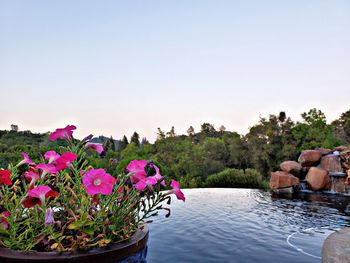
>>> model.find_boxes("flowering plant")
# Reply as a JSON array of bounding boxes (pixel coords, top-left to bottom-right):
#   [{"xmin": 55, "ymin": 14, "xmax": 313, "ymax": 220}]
[{"xmin": 0, "ymin": 125, "xmax": 184, "ymax": 252}]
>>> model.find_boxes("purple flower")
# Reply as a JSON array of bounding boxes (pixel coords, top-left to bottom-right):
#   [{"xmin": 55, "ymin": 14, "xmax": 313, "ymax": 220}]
[{"xmin": 45, "ymin": 208, "xmax": 55, "ymax": 226}]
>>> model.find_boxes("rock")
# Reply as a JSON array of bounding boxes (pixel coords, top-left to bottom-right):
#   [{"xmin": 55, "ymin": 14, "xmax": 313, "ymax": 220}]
[
  {"xmin": 322, "ymin": 227, "xmax": 350, "ymax": 263},
  {"xmin": 315, "ymin": 148, "xmax": 333, "ymax": 156},
  {"xmin": 306, "ymin": 167, "xmax": 331, "ymax": 191},
  {"xmin": 340, "ymin": 150, "xmax": 350, "ymax": 170},
  {"xmin": 298, "ymin": 150, "xmax": 322, "ymax": 167},
  {"xmin": 269, "ymin": 171, "xmax": 300, "ymax": 189},
  {"xmin": 320, "ymin": 155, "xmax": 343, "ymax": 173},
  {"xmin": 334, "ymin": 146, "xmax": 350, "ymax": 152},
  {"xmin": 280, "ymin": 161, "xmax": 302, "ymax": 174}
]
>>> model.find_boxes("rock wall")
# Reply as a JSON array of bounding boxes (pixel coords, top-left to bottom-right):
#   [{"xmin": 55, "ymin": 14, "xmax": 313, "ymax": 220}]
[{"xmin": 269, "ymin": 146, "xmax": 350, "ymax": 194}]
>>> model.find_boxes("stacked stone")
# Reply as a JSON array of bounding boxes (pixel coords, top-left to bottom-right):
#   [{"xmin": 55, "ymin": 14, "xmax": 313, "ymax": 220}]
[{"xmin": 269, "ymin": 146, "xmax": 350, "ymax": 193}]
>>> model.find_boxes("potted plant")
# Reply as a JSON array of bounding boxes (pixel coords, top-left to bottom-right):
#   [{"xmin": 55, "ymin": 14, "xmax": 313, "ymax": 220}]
[{"xmin": 0, "ymin": 125, "xmax": 185, "ymax": 262}]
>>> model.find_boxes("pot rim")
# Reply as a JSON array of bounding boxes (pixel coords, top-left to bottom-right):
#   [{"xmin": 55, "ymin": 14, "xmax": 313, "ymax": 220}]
[{"xmin": 0, "ymin": 225, "xmax": 148, "ymax": 262}]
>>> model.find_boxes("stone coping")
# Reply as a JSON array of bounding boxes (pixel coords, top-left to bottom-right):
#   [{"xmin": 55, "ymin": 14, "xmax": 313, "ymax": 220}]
[{"xmin": 322, "ymin": 227, "xmax": 350, "ymax": 263}]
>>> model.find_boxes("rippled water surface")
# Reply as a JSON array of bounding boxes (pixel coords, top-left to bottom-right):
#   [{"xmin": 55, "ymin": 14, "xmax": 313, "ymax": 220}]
[{"xmin": 147, "ymin": 188, "xmax": 350, "ymax": 263}]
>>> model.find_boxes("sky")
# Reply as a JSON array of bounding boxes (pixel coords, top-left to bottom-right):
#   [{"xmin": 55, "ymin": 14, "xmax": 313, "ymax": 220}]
[{"xmin": 0, "ymin": 0, "xmax": 349, "ymax": 142}]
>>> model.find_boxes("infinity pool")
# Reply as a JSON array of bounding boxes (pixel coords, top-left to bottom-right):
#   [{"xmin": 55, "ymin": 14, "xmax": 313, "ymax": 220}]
[{"xmin": 147, "ymin": 188, "xmax": 350, "ymax": 263}]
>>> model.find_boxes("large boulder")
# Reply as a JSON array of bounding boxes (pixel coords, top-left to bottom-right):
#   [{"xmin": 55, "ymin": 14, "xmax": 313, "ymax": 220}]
[
  {"xmin": 269, "ymin": 171, "xmax": 300, "ymax": 189},
  {"xmin": 315, "ymin": 148, "xmax": 332, "ymax": 156},
  {"xmin": 334, "ymin": 146, "xmax": 350, "ymax": 152},
  {"xmin": 298, "ymin": 150, "xmax": 322, "ymax": 167},
  {"xmin": 280, "ymin": 161, "xmax": 302, "ymax": 174},
  {"xmin": 306, "ymin": 167, "xmax": 331, "ymax": 191},
  {"xmin": 340, "ymin": 150, "xmax": 350, "ymax": 170},
  {"xmin": 320, "ymin": 155, "xmax": 343, "ymax": 173}
]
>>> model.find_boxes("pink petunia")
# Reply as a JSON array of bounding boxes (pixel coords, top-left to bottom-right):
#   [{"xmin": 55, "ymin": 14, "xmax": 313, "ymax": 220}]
[
  {"xmin": 168, "ymin": 180, "xmax": 185, "ymax": 202},
  {"xmin": 134, "ymin": 176, "xmax": 158, "ymax": 191},
  {"xmin": 151, "ymin": 165, "xmax": 166, "ymax": 187},
  {"xmin": 82, "ymin": 168, "xmax": 116, "ymax": 195},
  {"xmin": 49, "ymin": 125, "xmax": 76, "ymax": 141},
  {"xmin": 23, "ymin": 185, "xmax": 59, "ymax": 208},
  {"xmin": 24, "ymin": 171, "xmax": 39, "ymax": 184},
  {"xmin": 86, "ymin": 143, "xmax": 104, "ymax": 154},
  {"xmin": 28, "ymin": 185, "xmax": 55, "ymax": 204},
  {"xmin": 0, "ymin": 170, "xmax": 12, "ymax": 186},
  {"xmin": 37, "ymin": 164, "xmax": 59, "ymax": 175},
  {"xmin": 55, "ymin": 152, "xmax": 77, "ymax": 171},
  {"xmin": 20, "ymin": 152, "xmax": 35, "ymax": 166},
  {"xmin": 126, "ymin": 160, "xmax": 147, "ymax": 183},
  {"xmin": 44, "ymin": 151, "xmax": 60, "ymax": 164}
]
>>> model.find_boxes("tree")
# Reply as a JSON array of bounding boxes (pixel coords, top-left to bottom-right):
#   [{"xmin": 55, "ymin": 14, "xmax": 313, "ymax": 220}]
[
  {"xmin": 118, "ymin": 135, "xmax": 129, "ymax": 152},
  {"xmin": 332, "ymin": 109, "xmax": 350, "ymax": 144},
  {"xmin": 219, "ymin": 125, "xmax": 226, "ymax": 132},
  {"xmin": 292, "ymin": 108, "xmax": 339, "ymax": 150},
  {"xmin": 130, "ymin": 132, "xmax": 140, "ymax": 147},
  {"xmin": 141, "ymin": 137, "xmax": 149, "ymax": 145},
  {"xmin": 187, "ymin": 126, "xmax": 195, "ymax": 136},
  {"xmin": 166, "ymin": 126, "xmax": 176, "ymax": 138},
  {"xmin": 109, "ymin": 136, "xmax": 116, "ymax": 152},
  {"xmin": 200, "ymin": 123, "xmax": 215, "ymax": 134},
  {"xmin": 157, "ymin": 128, "xmax": 165, "ymax": 140}
]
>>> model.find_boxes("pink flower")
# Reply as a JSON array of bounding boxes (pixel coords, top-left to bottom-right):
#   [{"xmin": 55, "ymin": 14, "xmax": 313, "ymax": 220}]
[
  {"xmin": 44, "ymin": 151, "xmax": 60, "ymax": 164},
  {"xmin": 55, "ymin": 152, "xmax": 77, "ymax": 170},
  {"xmin": 24, "ymin": 171, "xmax": 39, "ymax": 184},
  {"xmin": 20, "ymin": 152, "xmax": 35, "ymax": 166},
  {"xmin": 82, "ymin": 168, "xmax": 116, "ymax": 195},
  {"xmin": 86, "ymin": 143, "xmax": 103, "ymax": 154},
  {"xmin": 37, "ymin": 164, "xmax": 58, "ymax": 175},
  {"xmin": 0, "ymin": 211, "xmax": 10, "ymax": 230},
  {"xmin": 28, "ymin": 185, "xmax": 58, "ymax": 204},
  {"xmin": 134, "ymin": 176, "xmax": 158, "ymax": 191},
  {"xmin": 45, "ymin": 208, "xmax": 55, "ymax": 226},
  {"xmin": 0, "ymin": 170, "xmax": 12, "ymax": 186},
  {"xmin": 49, "ymin": 125, "xmax": 76, "ymax": 141},
  {"xmin": 151, "ymin": 165, "xmax": 166, "ymax": 187},
  {"xmin": 22, "ymin": 185, "xmax": 59, "ymax": 208},
  {"xmin": 168, "ymin": 180, "xmax": 185, "ymax": 202},
  {"xmin": 126, "ymin": 160, "xmax": 147, "ymax": 183}
]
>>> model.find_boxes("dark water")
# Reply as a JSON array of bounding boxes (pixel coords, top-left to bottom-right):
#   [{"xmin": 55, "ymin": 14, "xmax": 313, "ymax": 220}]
[{"xmin": 147, "ymin": 188, "xmax": 350, "ymax": 263}]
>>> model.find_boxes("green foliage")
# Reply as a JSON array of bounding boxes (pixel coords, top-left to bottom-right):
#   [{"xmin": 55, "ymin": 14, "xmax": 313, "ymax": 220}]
[
  {"xmin": 1, "ymin": 108, "xmax": 349, "ymax": 188},
  {"xmin": 130, "ymin": 132, "xmax": 140, "ymax": 147},
  {"xmin": 205, "ymin": 168, "xmax": 264, "ymax": 188}
]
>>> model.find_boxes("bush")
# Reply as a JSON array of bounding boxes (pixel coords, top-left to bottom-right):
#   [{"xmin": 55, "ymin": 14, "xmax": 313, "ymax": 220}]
[{"xmin": 205, "ymin": 168, "xmax": 265, "ymax": 188}]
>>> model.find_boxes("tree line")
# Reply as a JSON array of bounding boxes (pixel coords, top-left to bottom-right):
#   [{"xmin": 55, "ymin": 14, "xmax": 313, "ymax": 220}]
[{"xmin": 1, "ymin": 108, "xmax": 349, "ymax": 189}]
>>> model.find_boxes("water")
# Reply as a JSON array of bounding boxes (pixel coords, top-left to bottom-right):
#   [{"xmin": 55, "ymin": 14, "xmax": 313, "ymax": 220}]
[{"xmin": 147, "ymin": 188, "xmax": 350, "ymax": 263}]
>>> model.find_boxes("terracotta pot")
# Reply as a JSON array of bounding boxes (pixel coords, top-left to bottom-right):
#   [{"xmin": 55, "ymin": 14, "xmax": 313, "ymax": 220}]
[{"xmin": 0, "ymin": 225, "xmax": 148, "ymax": 263}]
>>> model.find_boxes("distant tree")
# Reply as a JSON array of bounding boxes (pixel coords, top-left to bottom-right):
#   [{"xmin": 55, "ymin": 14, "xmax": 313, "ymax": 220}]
[
  {"xmin": 292, "ymin": 108, "xmax": 339, "ymax": 150},
  {"xmin": 157, "ymin": 128, "xmax": 165, "ymax": 140},
  {"xmin": 187, "ymin": 126, "xmax": 195, "ymax": 136},
  {"xmin": 200, "ymin": 123, "xmax": 216, "ymax": 134},
  {"xmin": 130, "ymin": 132, "xmax": 140, "ymax": 147},
  {"xmin": 166, "ymin": 126, "xmax": 176, "ymax": 138},
  {"xmin": 118, "ymin": 135, "xmax": 129, "ymax": 152},
  {"xmin": 141, "ymin": 137, "xmax": 150, "ymax": 145},
  {"xmin": 109, "ymin": 136, "xmax": 116, "ymax": 151},
  {"xmin": 219, "ymin": 125, "xmax": 226, "ymax": 132},
  {"xmin": 332, "ymin": 109, "xmax": 350, "ymax": 144}
]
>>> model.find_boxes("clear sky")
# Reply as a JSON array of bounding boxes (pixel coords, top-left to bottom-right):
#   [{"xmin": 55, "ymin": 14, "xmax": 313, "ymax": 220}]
[{"xmin": 0, "ymin": 0, "xmax": 349, "ymax": 141}]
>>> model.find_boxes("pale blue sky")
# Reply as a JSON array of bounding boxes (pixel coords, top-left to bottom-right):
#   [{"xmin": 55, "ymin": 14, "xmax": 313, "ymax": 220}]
[{"xmin": 0, "ymin": 1, "xmax": 349, "ymax": 141}]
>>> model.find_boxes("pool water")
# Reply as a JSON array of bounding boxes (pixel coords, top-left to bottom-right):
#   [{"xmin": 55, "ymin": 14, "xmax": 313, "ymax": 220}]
[{"xmin": 147, "ymin": 188, "xmax": 350, "ymax": 263}]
